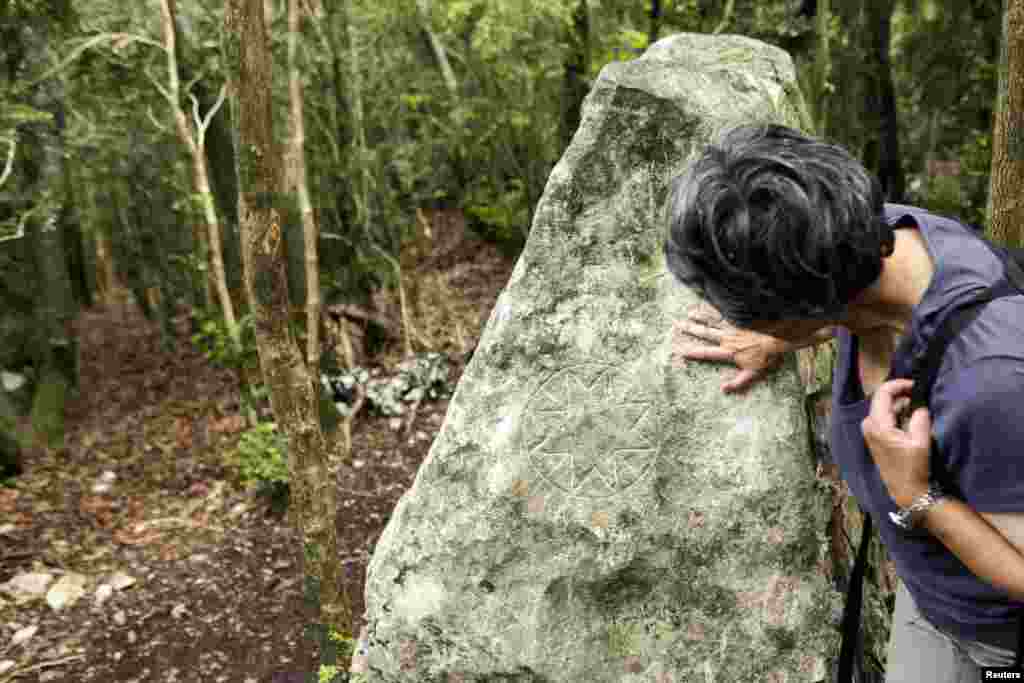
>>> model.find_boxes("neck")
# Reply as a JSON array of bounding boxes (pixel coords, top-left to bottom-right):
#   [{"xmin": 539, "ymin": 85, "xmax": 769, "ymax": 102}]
[{"xmin": 842, "ymin": 229, "xmax": 934, "ymax": 342}]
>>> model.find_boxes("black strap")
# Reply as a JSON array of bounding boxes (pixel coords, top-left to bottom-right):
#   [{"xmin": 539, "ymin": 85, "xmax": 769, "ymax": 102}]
[
  {"xmin": 837, "ymin": 233, "xmax": 1024, "ymax": 679},
  {"xmin": 837, "ymin": 512, "xmax": 873, "ymax": 683}
]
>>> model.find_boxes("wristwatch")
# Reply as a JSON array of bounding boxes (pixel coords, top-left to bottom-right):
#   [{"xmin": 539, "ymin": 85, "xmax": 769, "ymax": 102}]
[{"xmin": 889, "ymin": 481, "xmax": 950, "ymax": 530}]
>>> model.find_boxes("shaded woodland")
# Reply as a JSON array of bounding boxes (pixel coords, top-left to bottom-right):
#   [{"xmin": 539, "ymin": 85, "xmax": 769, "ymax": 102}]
[{"xmin": 1, "ymin": 0, "xmax": 1022, "ymax": 680}]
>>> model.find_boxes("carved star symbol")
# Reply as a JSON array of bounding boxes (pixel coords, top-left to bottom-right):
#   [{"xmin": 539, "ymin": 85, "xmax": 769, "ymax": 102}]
[{"xmin": 525, "ymin": 366, "xmax": 655, "ymax": 495}]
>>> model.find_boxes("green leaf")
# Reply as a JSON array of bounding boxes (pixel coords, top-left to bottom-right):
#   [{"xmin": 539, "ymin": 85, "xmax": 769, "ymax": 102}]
[{"xmin": 0, "ymin": 103, "xmax": 54, "ymax": 128}]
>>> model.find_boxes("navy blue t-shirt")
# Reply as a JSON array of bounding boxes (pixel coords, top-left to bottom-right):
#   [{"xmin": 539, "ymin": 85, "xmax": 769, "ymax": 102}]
[{"xmin": 830, "ymin": 203, "xmax": 1024, "ymax": 648}]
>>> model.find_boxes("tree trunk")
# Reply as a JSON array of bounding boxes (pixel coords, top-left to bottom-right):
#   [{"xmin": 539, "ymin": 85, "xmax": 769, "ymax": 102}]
[
  {"xmin": 987, "ymin": 0, "xmax": 1024, "ymax": 248},
  {"xmin": 289, "ymin": 0, "xmax": 321, "ymax": 375},
  {"xmin": 417, "ymin": 0, "xmax": 457, "ymax": 94},
  {"xmin": 648, "ymin": 0, "xmax": 662, "ymax": 46},
  {"xmin": 59, "ymin": 110, "xmax": 92, "ymax": 310},
  {"xmin": 812, "ymin": 0, "xmax": 832, "ymax": 136},
  {"xmin": 867, "ymin": 0, "xmax": 904, "ymax": 202},
  {"xmin": 559, "ymin": 0, "xmax": 590, "ymax": 151},
  {"xmin": 224, "ymin": 2, "xmax": 355, "ymax": 679},
  {"xmin": 160, "ymin": 0, "xmax": 240, "ymax": 347},
  {"xmin": 170, "ymin": 17, "xmax": 243, "ymax": 300},
  {"xmin": 22, "ymin": 29, "xmax": 77, "ymax": 448}
]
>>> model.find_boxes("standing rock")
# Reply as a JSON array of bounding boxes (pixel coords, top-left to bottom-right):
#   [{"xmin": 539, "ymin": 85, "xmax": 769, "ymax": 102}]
[{"xmin": 358, "ymin": 33, "xmax": 840, "ymax": 682}]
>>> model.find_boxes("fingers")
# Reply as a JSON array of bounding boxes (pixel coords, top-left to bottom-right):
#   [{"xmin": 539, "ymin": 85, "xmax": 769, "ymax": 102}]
[
  {"xmin": 908, "ymin": 406, "xmax": 931, "ymax": 439},
  {"xmin": 680, "ymin": 345, "xmax": 735, "ymax": 363},
  {"xmin": 679, "ymin": 321, "xmax": 725, "ymax": 342},
  {"xmin": 723, "ymin": 369, "xmax": 757, "ymax": 394},
  {"xmin": 689, "ymin": 302, "xmax": 724, "ymax": 325},
  {"xmin": 866, "ymin": 379, "xmax": 915, "ymax": 431}
]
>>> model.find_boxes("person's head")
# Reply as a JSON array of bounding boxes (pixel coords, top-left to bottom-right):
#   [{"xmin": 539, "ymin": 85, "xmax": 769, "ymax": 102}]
[{"xmin": 663, "ymin": 122, "xmax": 894, "ymax": 334}]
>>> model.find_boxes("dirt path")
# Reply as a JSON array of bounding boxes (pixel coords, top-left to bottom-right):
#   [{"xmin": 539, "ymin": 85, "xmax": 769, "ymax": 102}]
[{"xmin": 0, "ymin": 217, "xmax": 515, "ymax": 682}]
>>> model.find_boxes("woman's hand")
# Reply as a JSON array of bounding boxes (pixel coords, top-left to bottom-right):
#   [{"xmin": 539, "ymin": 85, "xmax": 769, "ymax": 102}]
[
  {"xmin": 675, "ymin": 303, "xmax": 787, "ymax": 394},
  {"xmin": 861, "ymin": 378, "xmax": 932, "ymax": 508}
]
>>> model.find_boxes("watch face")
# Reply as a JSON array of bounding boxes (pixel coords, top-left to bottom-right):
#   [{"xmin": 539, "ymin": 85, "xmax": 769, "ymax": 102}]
[{"xmin": 889, "ymin": 511, "xmax": 909, "ymax": 529}]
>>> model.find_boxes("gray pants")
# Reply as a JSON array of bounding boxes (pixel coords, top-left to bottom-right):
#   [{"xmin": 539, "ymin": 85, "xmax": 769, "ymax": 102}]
[{"xmin": 885, "ymin": 579, "xmax": 1018, "ymax": 681}]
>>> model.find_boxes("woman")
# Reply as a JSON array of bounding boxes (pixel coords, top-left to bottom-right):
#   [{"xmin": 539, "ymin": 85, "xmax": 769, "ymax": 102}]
[{"xmin": 663, "ymin": 122, "xmax": 1024, "ymax": 681}]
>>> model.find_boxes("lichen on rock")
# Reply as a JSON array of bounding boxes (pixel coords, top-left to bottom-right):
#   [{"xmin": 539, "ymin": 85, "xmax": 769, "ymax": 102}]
[{"xmin": 355, "ymin": 33, "xmax": 858, "ymax": 682}]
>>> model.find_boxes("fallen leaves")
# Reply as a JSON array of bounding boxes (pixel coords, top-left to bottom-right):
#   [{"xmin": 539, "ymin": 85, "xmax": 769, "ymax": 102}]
[{"xmin": 209, "ymin": 414, "xmax": 246, "ymax": 435}]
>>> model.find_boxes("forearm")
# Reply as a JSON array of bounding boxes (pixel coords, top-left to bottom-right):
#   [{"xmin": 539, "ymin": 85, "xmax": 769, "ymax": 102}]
[{"xmin": 921, "ymin": 499, "xmax": 1024, "ymax": 602}]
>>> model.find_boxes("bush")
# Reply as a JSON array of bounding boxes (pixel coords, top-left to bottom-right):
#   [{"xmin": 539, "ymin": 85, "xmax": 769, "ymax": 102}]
[
  {"xmin": 236, "ymin": 421, "xmax": 290, "ymax": 514},
  {"xmin": 190, "ymin": 312, "xmax": 259, "ymax": 375}
]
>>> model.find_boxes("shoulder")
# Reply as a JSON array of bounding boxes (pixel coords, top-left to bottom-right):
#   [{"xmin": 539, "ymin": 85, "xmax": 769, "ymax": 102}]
[
  {"xmin": 938, "ymin": 357, "xmax": 1024, "ymax": 442},
  {"xmin": 944, "ymin": 356, "xmax": 1024, "ymax": 405}
]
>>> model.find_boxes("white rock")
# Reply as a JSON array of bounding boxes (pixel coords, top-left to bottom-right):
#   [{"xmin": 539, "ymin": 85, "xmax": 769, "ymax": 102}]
[
  {"xmin": 359, "ymin": 33, "xmax": 840, "ymax": 683},
  {"xmin": 107, "ymin": 572, "xmax": 137, "ymax": 590},
  {"xmin": 10, "ymin": 624, "xmax": 38, "ymax": 647},
  {"xmin": 95, "ymin": 583, "xmax": 114, "ymax": 605},
  {"xmin": 1, "ymin": 572, "xmax": 54, "ymax": 602},
  {"xmin": 0, "ymin": 371, "xmax": 25, "ymax": 392},
  {"xmin": 46, "ymin": 572, "xmax": 88, "ymax": 611}
]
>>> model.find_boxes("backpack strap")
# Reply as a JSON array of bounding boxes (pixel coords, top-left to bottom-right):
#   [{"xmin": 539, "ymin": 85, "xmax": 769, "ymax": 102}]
[
  {"xmin": 837, "ymin": 509, "xmax": 872, "ymax": 683},
  {"xmin": 837, "ymin": 234, "xmax": 1024, "ymax": 680}
]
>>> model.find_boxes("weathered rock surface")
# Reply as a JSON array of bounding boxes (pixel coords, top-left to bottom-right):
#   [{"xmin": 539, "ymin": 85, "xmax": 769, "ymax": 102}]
[{"xmin": 357, "ymin": 33, "xmax": 847, "ymax": 682}]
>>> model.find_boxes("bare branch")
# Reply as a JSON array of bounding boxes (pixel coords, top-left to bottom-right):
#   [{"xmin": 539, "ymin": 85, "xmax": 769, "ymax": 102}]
[
  {"xmin": 146, "ymin": 106, "xmax": 172, "ymax": 135},
  {"xmin": 31, "ymin": 32, "xmax": 165, "ymax": 88},
  {"xmin": 0, "ymin": 135, "xmax": 16, "ymax": 189},
  {"xmin": 199, "ymin": 84, "xmax": 228, "ymax": 137},
  {"xmin": 183, "ymin": 67, "xmax": 208, "ymax": 97},
  {"xmin": 0, "ymin": 205, "xmax": 38, "ymax": 243},
  {"xmin": 143, "ymin": 61, "xmax": 174, "ymax": 104},
  {"xmin": 189, "ymin": 92, "xmax": 203, "ymax": 136}
]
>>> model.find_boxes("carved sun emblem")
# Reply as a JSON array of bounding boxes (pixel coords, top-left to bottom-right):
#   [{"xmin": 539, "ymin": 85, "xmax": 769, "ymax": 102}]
[{"xmin": 521, "ymin": 364, "xmax": 658, "ymax": 498}]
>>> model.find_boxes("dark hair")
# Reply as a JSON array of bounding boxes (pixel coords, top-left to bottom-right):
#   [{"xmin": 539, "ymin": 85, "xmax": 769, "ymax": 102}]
[{"xmin": 663, "ymin": 122, "xmax": 894, "ymax": 328}]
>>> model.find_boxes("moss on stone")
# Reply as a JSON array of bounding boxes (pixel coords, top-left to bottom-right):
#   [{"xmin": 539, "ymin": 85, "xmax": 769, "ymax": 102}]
[{"xmin": 607, "ymin": 620, "xmax": 643, "ymax": 657}]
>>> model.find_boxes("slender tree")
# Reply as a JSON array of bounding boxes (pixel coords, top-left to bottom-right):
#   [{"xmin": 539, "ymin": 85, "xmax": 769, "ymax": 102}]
[
  {"xmin": 417, "ymin": 0, "xmax": 457, "ymax": 94},
  {"xmin": 224, "ymin": 1, "xmax": 357, "ymax": 678},
  {"xmin": 863, "ymin": 0, "xmax": 904, "ymax": 202},
  {"xmin": 648, "ymin": 0, "xmax": 661, "ymax": 46},
  {"xmin": 559, "ymin": 0, "xmax": 590, "ymax": 151},
  {"xmin": 289, "ymin": 0, "xmax": 321, "ymax": 375},
  {"xmin": 158, "ymin": 0, "xmax": 238, "ymax": 348},
  {"xmin": 986, "ymin": 0, "xmax": 1024, "ymax": 248}
]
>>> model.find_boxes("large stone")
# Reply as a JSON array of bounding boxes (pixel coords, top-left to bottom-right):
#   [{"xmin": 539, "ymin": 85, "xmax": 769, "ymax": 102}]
[{"xmin": 358, "ymin": 33, "xmax": 845, "ymax": 682}]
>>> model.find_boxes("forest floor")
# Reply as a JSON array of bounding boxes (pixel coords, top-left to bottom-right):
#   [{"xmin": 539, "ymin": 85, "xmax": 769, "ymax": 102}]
[{"xmin": 0, "ymin": 209, "xmax": 518, "ymax": 682}]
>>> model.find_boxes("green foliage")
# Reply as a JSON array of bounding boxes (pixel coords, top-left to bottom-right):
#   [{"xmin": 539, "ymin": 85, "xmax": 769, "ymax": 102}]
[
  {"xmin": 190, "ymin": 312, "xmax": 258, "ymax": 374},
  {"xmin": 0, "ymin": 104, "xmax": 54, "ymax": 128},
  {"xmin": 953, "ymin": 130, "xmax": 994, "ymax": 230},
  {"xmin": 29, "ymin": 368, "xmax": 68, "ymax": 449},
  {"xmin": 921, "ymin": 175, "xmax": 964, "ymax": 221},
  {"xmin": 465, "ymin": 180, "xmax": 529, "ymax": 253},
  {"xmin": 237, "ymin": 421, "xmax": 290, "ymax": 486},
  {"xmin": 236, "ymin": 420, "xmax": 290, "ymax": 516},
  {"xmin": 317, "ymin": 664, "xmax": 342, "ymax": 683}
]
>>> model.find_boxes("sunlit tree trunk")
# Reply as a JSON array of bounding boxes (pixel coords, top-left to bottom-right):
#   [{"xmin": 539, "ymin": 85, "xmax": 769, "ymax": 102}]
[
  {"xmin": 289, "ymin": 0, "xmax": 321, "ymax": 376},
  {"xmin": 224, "ymin": 1, "xmax": 356, "ymax": 678},
  {"xmin": 417, "ymin": 0, "xmax": 457, "ymax": 94},
  {"xmin": 986, "ymin": 0, "xmax": 1024, "ymax": 248},
  {"xmin": 159, "ymin": 0, "xmax": 239, "ymax": 347}
]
